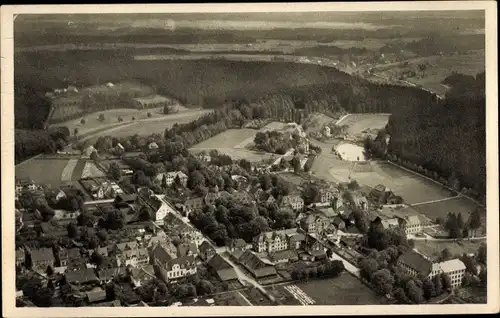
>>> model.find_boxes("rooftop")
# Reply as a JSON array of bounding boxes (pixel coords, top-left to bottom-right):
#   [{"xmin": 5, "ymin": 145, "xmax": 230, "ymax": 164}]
[
  {"xmin": 398, "ymin": 250, "xmax": 433, "ymax": 277},
  {"xmin": 439, "ymin": 259, "xmax": 466, "ymax": 273}
]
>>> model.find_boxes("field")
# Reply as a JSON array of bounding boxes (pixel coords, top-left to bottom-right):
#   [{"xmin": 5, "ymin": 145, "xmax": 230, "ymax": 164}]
[
  {"xmin": 414, "ymin": 239, "xmax": 486, "ymax": 261},
  {"xmin": 269, "ymin": 273, "xmax": 382, "ymax": 306},
  {"xmin": 15, "ymin": 156, "xmax": 92, "ymax": 188},
  {"xmin": 303, "ymin": 113, "xmax": 337, "ymax": 133},
  {"xmin": 190, "ymin": 129, "xmax": 257, "ymax": 150},
  {"xmin": 337, "ymin": 113, "xmax": 390, "ymax": 134},
  {"xmin": 373, "ymin": 50, "xmax": 485, "ymax": 96},
  {"xmin": 414, "ymin": 196, "xmax": 486, "ymax": 236},
  {"xmin": 81, "ymin": 109, "xmax": 211, "ymax": 143}
]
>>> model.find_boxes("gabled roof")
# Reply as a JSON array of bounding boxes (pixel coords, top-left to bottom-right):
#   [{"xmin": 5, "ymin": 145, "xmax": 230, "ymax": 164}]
[
  {"xmin": 199, "ymin": 241, "xmax": 215, "ymax": 254},
  {"xmin": 151, "ymin": 244, "xmax": 176, "ymax": 264},
  {"xmin": 115, "ymin": 193, "xmax": 137, "ymax": 203},
  {"xmin": 207, "ymin": 254, "xmax": 233, "ymax": 271},
  {"xmin": 30, "ymin": 247, "xmax": 55, "ymax": 263},
  {"xmin": 439, "ymin": 259, "xmax": 466, "ymax": 273},
  {"xmin": 86, "ymin": 287, "xmax": 107, "ymax": 303},
  {"xmin": 166, "ymin": 255, "xmax": 196, "ymax": 271},
  {"xmin": 65, "ymin": 268, "xmax": 98, "ymax": 284},
  {"xmin": 239, "ymin": 250, "xmax": 277, "ymax": 278},
  {"xmin": 176, "ymin": 242, "xmax": 199, "ymax": 257},
  {"xmin": 269, "ymin": 249, "xmax": 298, "ymax": 262},
  {"xmin": 398, "ymin": 250, "xmax": 433, "ymax": 277},
  {"xmin": 97, "ymin": 267, "xmax": 126, "ymax": 281},
  {"xmin": 231, "ymin": 238, "xmax": 247, "ymax": 249},
  {"xmin": 130, "ymin": 265, "xmax": 155, "ymax": 281}
]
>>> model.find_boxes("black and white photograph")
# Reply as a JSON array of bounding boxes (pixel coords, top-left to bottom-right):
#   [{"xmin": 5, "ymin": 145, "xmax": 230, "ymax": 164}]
[{"xmin": 1, "ymin": 2, "xmax": 498, "ymax": 317}]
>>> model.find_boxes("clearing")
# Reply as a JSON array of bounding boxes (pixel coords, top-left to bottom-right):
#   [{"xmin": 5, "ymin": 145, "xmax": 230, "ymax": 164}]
[
  {"xmin": 338, "ymin": 113, "xmax": 391, "ymax": 134},
  {"xmin": 272, "ymin": 273, "xmax": 382, "ymax": 305},
  {"xmin": 414, "ymin": 239, "xmax": 486, "ymax": 261},
  {"xmin": 190, "ymin": 129, "xmax": 257, "ymax": 149}
]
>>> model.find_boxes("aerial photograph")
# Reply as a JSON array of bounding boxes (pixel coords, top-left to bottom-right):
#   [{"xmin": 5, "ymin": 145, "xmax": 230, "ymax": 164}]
[{"xmin": 11, "ymin": 8, "xmax": 488, "ymax": 309}]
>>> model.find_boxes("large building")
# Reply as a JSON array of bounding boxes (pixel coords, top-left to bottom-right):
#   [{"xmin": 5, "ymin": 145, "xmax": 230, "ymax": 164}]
[
  {"xmin": 252, "ymin": 228, "xmax": 305, "ymax": 254},
  {"xmin": 280, "ymin": 195, "xmax": 304, "ymax": 212},
  {"xmin": 397, "ymin": 250, "xmax": 466, "ymax": 290}
]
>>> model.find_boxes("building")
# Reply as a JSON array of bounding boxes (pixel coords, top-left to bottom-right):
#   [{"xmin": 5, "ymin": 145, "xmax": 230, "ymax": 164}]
[
  {"xmin": 57, "ymin": 247, "xmax": 83, "ymax": 267},
  {"xmin": 16, "ymin": 249, "xmax": 25, "ymax": 267},
  {"xmin": 132, "ymin": 94, "xmax": 176, "ymax": 109},
  {"xmin": 300, "ymin": 214, "xmax": 329, "ymax": 235},
  {"xmin": 332, "ymin": 216, "xmax": 346, "ymax": 231},
  {"xmin": 86, "ymin": 287, "xmax": 107, "ymax": 304},
  {"xmin": 303, "ymin": 236, "xmax": 327, "ymax": 261},
  {"xmin": 206, "ymin": 254, "xmax": 239, "ymax": 282},
  {"xmin": 151, "ymin": 244, "xmax": 197, "ymax": 282},
  {"xmin": 114, "ymin": 242, "xmax": 150, "ymax": 268},
  {"xmin": 280, "ymin": 195, "xmax": 304, "ymax": 212},
  {"xmin": 130, "ymin": 265, "xmax": 156, "ymax": 288},
  {"xmin": 83, "ymin": 145, "xmax": 98, "ymax": 158},
  {"xmin": 199, "ymin": 241, "xmax": 216, "ymax": 262},
  {"xmin": 140, "ymin": 193, "xmax": 171, "ymax": 224},
  {"xmin": 231, "ymin": 175, "xmax": 249, "ymax": 190},
  {"xmin": 231, "ymin": 191, "xmax": 254, "ymax": 205},
  {"xmin": 155, "ymin": 171, "xmax": 188, "ymax": 187},
  {"xmin": 114, "ymin": 193, "xmax": 138, "ymax": 206},
  {"xmin": 397, "ymin": 250, "xmax": 466, "ymax": 290},
  {"xmin": 97, "ymin": 267, "xmax": 127, "ymax": 283},
  {"xmin": 323, "ymin": 126, "xmax": 331, "ymax": 137},
  {"xmin": 30, "ymin": 247, "xmax": 55, "ymax": 272},
  {"xmin": 64, "ymin": 268, "xmax": 99, "ymax": 286},
  {"xmin": 229, "ymin": 238, "xmax": 248, "ymax": 253},
  {"xmin": 318, "ymin": 186, "xmax": 339, "ymax": 205},
  {"xmin": 351, "ymin": 192, "xmax": 369, "ymax": 210},
  {"xmin": 176, "ymin": 242, "xmax": 199, "ymax": 258},
  {"xmin": 252, "ymin": 228, "xmax": 304, "ymax": 253},
  {"xmin": 238, "ymin": 250, "xmax": 277, "ymax": 279},
  {"xmin": 397, "ymin": 215, "xmax": 422, "ymax": 235},
  {"xmin": 269, "ymin": 249, "xmax": 299, "ymax": 264},
  {"xmin": 53, "ymin": 209, "xmax": 81, "ymax": 225}
]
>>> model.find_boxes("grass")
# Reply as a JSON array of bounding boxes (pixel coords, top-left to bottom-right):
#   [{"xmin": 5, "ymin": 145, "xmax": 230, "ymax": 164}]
[
  {"xmin": 82, "ymin": 109, "xmax": 211, "ymax": 143},
  {"xmin": 190, "ymin": 129, "xmax": 258, "ymax": 149},
  {"xmin": 414, "ymin": 197, "xmax": 486, "ymax": 235},
  {"xmin": 278, "ymin": 172, "xmax": 309, "ymax": 186},
  {"xmin": 338, "ymin": 113, "xmax": 390, "ymax": 134},
  {"xmin": 280, "ymin": 273, "xmax": 382, "ymax": 305},
  {"xmin": 15, "ymin": 157, "xmax": 81, "ymax": 188},
  {"xmin": 414, "ymin": 239, "xmax": 486, "ymax": 261}
]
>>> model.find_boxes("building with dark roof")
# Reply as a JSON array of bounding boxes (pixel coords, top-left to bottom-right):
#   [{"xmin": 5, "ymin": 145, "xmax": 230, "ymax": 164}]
[
  {"xmin": 238, "ymin": 250, "xmax": 277, "ymax": 279},
  {"xmin": 97, "ymin": 267, "xmax": 127, "ymax": 283},
  {"xmin": 152, "ymin": 244, "xmax": 197, "ymax": 282},
  {"xmin": 199, "ymin": 241, "xmax": 216, "ymax": 262},
  {"xmin": 269, "ymin": 249, "xmax": 299, "ymax": 264},
  {"xmin": 176, "ymin": 242, "xmax": 199, "ymax": 258},
  {"xmin": 130, "ymin": 265, "xmax": 156, "ymax": 288},
  {"xmin": 86, "ymin": 287, "xmax": 107, "ymax": 303},
  {"xmin": 206, "ymin": 254, "xmax": 239, "ymax": 282},
  {"xmin": 30, "ymin": 247, "xmax": 55, "ymax": 272},
  {"xmin": 65, "ymin": 268, "xmax": 99, "ymax": 285}
]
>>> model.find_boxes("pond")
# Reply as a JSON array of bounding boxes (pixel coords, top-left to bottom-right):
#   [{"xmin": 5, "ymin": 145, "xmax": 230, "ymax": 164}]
[{"xmin": 335, "ymin": 143, "xmax": 367, "ymax": 162}]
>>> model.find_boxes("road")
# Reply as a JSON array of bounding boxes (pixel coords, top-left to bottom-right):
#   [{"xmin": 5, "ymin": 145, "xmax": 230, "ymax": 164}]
[
  {"xmin": 411, "ymin": 195, "xmax": 462, "ymax": 206},
  {"xmin": 329, "ymin": 251, "xmax": 360, "ymax": 278}
]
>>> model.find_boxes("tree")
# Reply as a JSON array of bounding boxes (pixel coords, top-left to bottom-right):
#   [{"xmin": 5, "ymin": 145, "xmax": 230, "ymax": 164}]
[
  {"xmin": 97, "ymin": 229, "xmax": 108, "ymax": 242},
  {"xmin": 479, "ymin": 268, "xmax": 487, "ymax": 287},
  {"xmin": 432, "ymin": 274, "xmax": 443, "ymax": 296},
  {"xmin": 445, "ymin": 212, "xmax": 461, "ymax": 239},
  {"xmin": 196, "ymin": 280, "xmax": 215, "ymax": 296},
  {"xmin": 460, "ymin": 253, "xmax": 477, "ymax": 274},
  {"xmin": 132, "ymin": 116, "xmax": 135, "ymax": 120},
  {"xmin": 468, "ymin": 208, "xmax": 482, "ymax": 237},
  {"xmin": 353, "ymin": 209, "xmax": 369, "ymax": 234},
  {"xmin": 90, "ymin": 151, "xmax": 99, "ymax": 161},
  {"xmin": 394, "ymin": 287, "xmax": 410, "ymax": 304},
  {"xmin": 406, "ymin": 280, "xmax": 425, "ymax": 304},
  {"xmin": 259, "ymin": 174, "xmax": 272, "ymax": 190},
  {"xmin": 440, "ymin": 248, "xmax": 452, "ymax": 262},
  {"xmin": 118, "ymin": 116, "xmax": 123, "ymax": 122},
  {"xmin": 371, "ymin": 269, "xmax": 395, "ymax": 296},
  {"xmin": 91, "ymin": 252, "xmax": 105, "ymax": 266},
  {"xmin": 67, "ymin": 222, "xmax": 79, "ymax": 238},
  {"xmin": 477, "ymin": 243, "xmax": 487, "ymax": 264},
  {"xmin": 98, "ymin": 114, "xmax": 105, "ymax": 122},
  {"xmin": 441, "ymin": 273, "xmax": 452, "ymax": 290},
  {"xmin": 302, "ymin": 184, "xmax": 320, "ymax": 205},
  {"xmin": 348, "ymin": 180, "xmax": 360, "ymax": 191},
  {"xmin": 80, "ymin": 118, "xmax": 86, "ymax": 125},
  {"xmin": 147, "ymin": 112, "xmax": 152, "ymax": 118},
  {"xmin": 456, "ymin": 212, "xmax": 465, "ymax": 229},
  {"xmin": 422, "ymin": 278, "xmax": 435, "ymax": 300},
  {"xmin": 132, "ymin": 170, "xmax": 150, "ymax": 187},
  {"xmin": 359, "ymin": 257, "xmax": 378, "ymax": 281},
  {"xmin": 108, "ymin": 163, "xmax": 121, "ymax": 181},
  {"xmin": 74, "ymin": 128, "xmax": 79, "ymax": 136},
  {"xmin": 188, "ymin": 170, "xmax": 206, "ymax": 189}
]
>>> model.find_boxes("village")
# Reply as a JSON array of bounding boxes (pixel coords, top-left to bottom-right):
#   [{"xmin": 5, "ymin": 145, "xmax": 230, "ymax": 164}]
[{"xmin": 14, "ymin": 114, "xmax": 487, "ymax": 307}]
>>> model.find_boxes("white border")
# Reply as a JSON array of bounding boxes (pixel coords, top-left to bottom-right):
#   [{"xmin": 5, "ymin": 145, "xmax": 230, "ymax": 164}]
[{"xmin": 2, "ymin": 2, "xmax": 498, "ymax": 317}]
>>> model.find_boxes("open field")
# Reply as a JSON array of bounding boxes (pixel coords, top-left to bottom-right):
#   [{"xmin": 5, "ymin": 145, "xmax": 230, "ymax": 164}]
[
  {"xmin": 271, "ymin": 273, "xmax": 382, "ymax": 306},
  {"xmin": 414, "ymin": 197, "xmax": 486, "ymax": 235},
  {"xmin": 338, "ymin": 113, "xmax": 390, "ymax": 134},
  {"xmin": 190, "ymin": 129, "xmax": 257, "ymax": 150},
  {"xmin": 414, "ymin": 239, "xmax": 486, "ymax": 261},
  {"xmin": 190, "ymin": 147, "xmax": 274, "ymax": 163},
  {"xmin": 82, "ymin": 109, "xmax": 212, "ymax": 143},
  {"xmin": 303, "ymin": 113, "xmax": 337, "ymax": 133},
  {"xmin": 373, "ymin": 50, "xmax": 485, "ymax": 97},
  {"xmin": 15, "ymin": 156, "xmax": 91, "ymax": 188}
]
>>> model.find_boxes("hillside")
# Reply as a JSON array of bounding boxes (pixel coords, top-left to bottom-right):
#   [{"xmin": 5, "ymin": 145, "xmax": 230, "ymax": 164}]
[{"xmin": 386, "ymin": 72, "xmax": 486, "ymax": 195}]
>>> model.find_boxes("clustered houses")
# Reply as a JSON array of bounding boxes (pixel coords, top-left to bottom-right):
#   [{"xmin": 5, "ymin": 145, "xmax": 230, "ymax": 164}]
[
  {"xmin": 113, "ymin": 242, "xmax": 150, "ymax": 267},
  {"xmin": 397, "ymin": 250, "xmax": 466, "ymax": 290},
  {"xmin": 154, "ymin": 171, "xmax": 188, "ymax": 187}
]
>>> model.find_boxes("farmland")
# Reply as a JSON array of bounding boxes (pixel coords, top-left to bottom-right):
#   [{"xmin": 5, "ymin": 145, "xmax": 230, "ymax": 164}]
[
  {"xmin": 15, "ymin": 155, "xmax": 100, "ymax": 188},
  {"xmin": 414, "ymin": 239, "xmax": 486, "ymax": 262},
  {"xmin": 269, "ymin": 273, "xmax": 382, "ymax": 306},
  {"xmin": 338, "ymin": 113, "xmax": 391, "ymax": 134},
  {"xmin": 190, "ymin": 129, "xmax": 257, "ymax": 150}
]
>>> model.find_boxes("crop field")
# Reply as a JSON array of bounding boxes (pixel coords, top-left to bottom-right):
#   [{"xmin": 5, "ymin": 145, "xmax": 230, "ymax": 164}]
[
  {"xmin": 15, "ymin": 156, "xmax": 89, "ymax": 188},
  {"xmin": 272, "ymin": 274, "xmax": 382, "ymax": 306},
  {"xmin": 338, "ymin": 114, "xmax": 390, "ymax": 134},
  {"xmin": 414, "ymin": 239, "xmax": 486, "ymax": 261},
  {"xmin": 413, "ymin": 196, "xmax": 486, "ymax": 235}
]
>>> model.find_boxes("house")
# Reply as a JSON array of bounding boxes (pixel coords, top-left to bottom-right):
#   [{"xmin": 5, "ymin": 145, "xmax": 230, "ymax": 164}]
[
  {"xmin": 97, "ymin": 267, "xmax": 127, "ymax": 283},
  {"xmin": 238, "ymin": 250, "xmax": 277, "ymax": 279},
  {"xmin": 130, "ymin": 265, "xmax": 156, "ymax": 288},
  {"xmin": 184, "ymin": 197, "xmax": 204, "ymax": 214},
  {"xmin": 16, "ymin": 249, "xmax": 25, "ymax": 267},
  {"xmin": 151, "ymin": 244, "xmax": 197, "ymax": 281},
  {"xmin": 253, "ymin": 228, "xmax": 303, "ymax": 253},
  {"xmin": 53, "ymin": 209, "xmax": 81, "ymax": 225},
  {"xmin": 15, "ymin": 177, "xmax": 38, "ymax": 194},
  {"xmin": 83, "ymin": 145, "xmax": 98, "ymax": 158},
  {"xmin": 300, "ymin": 214, "xmax": 329, "ymax": 235},
  {"xmin": 397, "ymin": 250, "xmax": 466, "ymax": 289},
  {"xmin": 231, "ymin": 191, "xmax": 254, "ymax": 205},
  {"xmin": 323, "ymin": 126, "xmax": 331, "ymax": 137},
  {"xmin": 57, "ymin": 248, "xmax": 83, "ymax": 267},
  {"xmin": 229, "ymin": 238, "xmax": 248, "ymax": 252},
  {"xmin": 331, "ymin": 194, "xmax": 345, "ymax": 211},
  {"xmin": 65, "ymin": 268, "xmax": 99, "ymax": 285},
  {"xmin": 86, "ymin": 287, "xmax": 107, "ymax": 303},
  {"xmin": 30, "ymin": 247, "xmax": 55, "ymax": 272},
  {"xmin": 114, "ymin": 193, "xmax": 138, "ymax": 207},
  {"xmin": 332, "ymin": 216, "xmax": 346, "ymax": 231},
  {"xmin": 114, "ymin": 244, "xmax": 149, "ymax": 268},
  {"xmin": 140, "ymin": 193, "xmax": 171, "ymax": 224},
  {"xmin": 88, "ymin": 246, "xmax": 109, "ymax": 258},
  {"xmin": 351, "ymin": 192, "xmax": 368, "ymax": 210},
  {"xmin": 269, "ymin": 249, "xmax": 299, "ymax": 264},
  {"xmin": 280, "ymin": 195, "xmax": 304, "ymax": 212},
  {"xmin": 231, "ymin": 175, "xmax": 249, "ymax": 189},
  {"xmin": 397, "ymin": 215, "xmax": 422, "ymax": 235},
  {"xmin": 199, "ymin": 241, "xmax": 216, "ymax": 261},
  {"xmin": 176, "ymin": 242, "xmax": 199, "ymax": 258},
  {"xmin": 155, "ymin": 171, "xmax": 188, "ymax": 187},
  {"xmin": 380, "ymin": 217, "xmax": 400, "ymax": 230},
  {"xmin": 318, "ymin": 186, "xmax": 339, "ymax": 205},
  {"xmin": 303, "ymin": 236, "xmax": 327, "ymax": 261},
  {"xmin": 148, "ymin": 142, "xmax": 159, "ymax": 150},
  {"xmin": 206, "ymin": 254, "xmax": 239, "ymax": 282}
]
